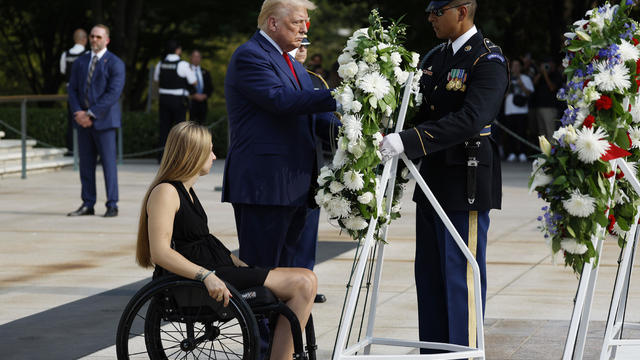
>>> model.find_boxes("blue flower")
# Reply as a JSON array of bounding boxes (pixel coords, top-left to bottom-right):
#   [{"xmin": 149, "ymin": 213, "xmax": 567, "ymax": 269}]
[{"xmin": 537, "ymin": 216, "xmax": 543, "ymax": 221}]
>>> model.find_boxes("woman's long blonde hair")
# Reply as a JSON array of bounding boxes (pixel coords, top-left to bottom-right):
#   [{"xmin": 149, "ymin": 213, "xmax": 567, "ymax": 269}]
[{"xmin": 136, "ymin": 121, "xmax": 212, "ymax": 267}]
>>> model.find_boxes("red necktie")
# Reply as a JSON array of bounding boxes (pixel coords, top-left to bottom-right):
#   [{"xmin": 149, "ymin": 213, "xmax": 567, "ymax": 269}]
[{"xmin": 282, "ymin": 52, "xmax": 300, "ymax": 85}]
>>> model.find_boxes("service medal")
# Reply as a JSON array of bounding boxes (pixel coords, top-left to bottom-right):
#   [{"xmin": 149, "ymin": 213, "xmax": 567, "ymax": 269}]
[{"xmin": 455, "ymin": 79, "xmax": 462, "ymax": 90}]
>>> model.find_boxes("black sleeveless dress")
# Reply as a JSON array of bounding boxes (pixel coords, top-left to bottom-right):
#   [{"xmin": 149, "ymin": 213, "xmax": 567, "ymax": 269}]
[{"xmin": 153, "ymin": 181, "xmax": 270, "ymax": 290}]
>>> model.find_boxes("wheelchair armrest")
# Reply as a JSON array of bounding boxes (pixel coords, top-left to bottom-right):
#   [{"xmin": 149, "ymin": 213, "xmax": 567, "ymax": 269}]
[{"xmin": 240, "ymin": 286, "xmax": 278, "ymax": 307}]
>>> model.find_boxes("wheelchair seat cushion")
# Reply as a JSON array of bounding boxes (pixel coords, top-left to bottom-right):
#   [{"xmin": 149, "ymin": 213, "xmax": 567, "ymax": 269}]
[{"xmin": 240, "ymin": 286, "xmax": 279, "ymax": 307}]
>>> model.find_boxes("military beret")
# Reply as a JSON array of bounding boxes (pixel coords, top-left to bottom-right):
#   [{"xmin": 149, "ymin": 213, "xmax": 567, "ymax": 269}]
[{"xmin": 426, "ymin": 0, "xmax": 453, "ymax": 11}]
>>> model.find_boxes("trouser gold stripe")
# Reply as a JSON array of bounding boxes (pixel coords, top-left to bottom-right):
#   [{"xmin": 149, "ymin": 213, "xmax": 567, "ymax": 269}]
[{"xmin": 467, "ymin": 211, "xmax": 478, "ymax": 349}]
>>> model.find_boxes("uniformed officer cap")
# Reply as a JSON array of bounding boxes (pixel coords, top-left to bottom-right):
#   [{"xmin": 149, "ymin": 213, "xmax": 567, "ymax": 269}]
[
  {"xmin": 301, "ymin": 38, "xmax": 311, "ymax": 46},
  {"xmin": 426, "ymin": 0, "xmax": 453, "ymax": 11}
]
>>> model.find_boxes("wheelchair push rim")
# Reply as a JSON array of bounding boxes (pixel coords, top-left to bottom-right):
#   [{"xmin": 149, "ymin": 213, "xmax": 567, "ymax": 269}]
[{"xmin": 116, "ymin": 276, "xmax": 259, "ymax": 360}]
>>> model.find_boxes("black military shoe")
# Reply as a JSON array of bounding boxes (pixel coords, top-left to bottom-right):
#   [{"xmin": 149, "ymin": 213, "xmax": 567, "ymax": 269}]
[
  {"xmin": 67, "ymin": 205, "xmax": 94, "ymax": 216},
  {"xmin": 314, "ymin": 294, "xmax": 327, "ymax": 303},
  {"xmin": 103, "ymin": 207, "xmax": 118, "ymax": 217}
]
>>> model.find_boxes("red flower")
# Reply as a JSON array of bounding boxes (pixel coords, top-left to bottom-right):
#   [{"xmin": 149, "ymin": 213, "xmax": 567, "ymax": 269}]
[
  {"xmin": 628, "ymin": 132, "xmax": 633, "ymax": 149},
  {"xmin": 583, "ymin": 79, "xmax": 591, "ymax": 88},
  {"xmin": 616, "ymin": 169, "xmax": 625, "ymax": 180},
  {"xmin": 634, "ymin": 38, "xmax": 640, "ymax": 46},
  {"xmin": 604, "ymin": 171, "xmax": 615, "ymax": 178},
  {"xmin": 583, "ymin": 115, "xmax": 595, "ymax": 128},
  {"xmin": 608, "ymin": 214, "xmax": 616, "ymax": 233},
  {"xmin": 636, "ymin": 79, "xmax": 640, "ymax": 93},
  {"xmin": 595, "ymin": 95, "xmax": 613, "ymax": 111},
  {"xmin": 636, "ymin": 58, "xmax": 640, "ymax": 74}
]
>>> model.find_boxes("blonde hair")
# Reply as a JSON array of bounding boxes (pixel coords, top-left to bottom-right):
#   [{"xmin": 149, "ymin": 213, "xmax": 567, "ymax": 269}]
[
  {"xmin": 136, "ymin": 121, "xmax": 212, "ymax": 268},
  {"xmin": 257, "ymin": 0, "xmax": 316, "ymax": 31}
]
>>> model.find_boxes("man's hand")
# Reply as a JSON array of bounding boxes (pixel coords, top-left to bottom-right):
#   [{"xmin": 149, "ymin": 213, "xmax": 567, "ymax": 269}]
[
  {"xmin": 74, "ymin": 111, "xmax": 93, "ymax": 128},
  {"xmin": 192, "ymin": 93, "xmax": 207, "ymax": 102},
  {"xmin": 380, "ymin": 133, "xmax": 404, "ymax": 163}
]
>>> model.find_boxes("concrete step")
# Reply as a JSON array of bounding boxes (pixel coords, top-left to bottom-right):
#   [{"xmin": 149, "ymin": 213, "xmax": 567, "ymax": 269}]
[
  {"xmin": 0, "ymin": 139, "xmax": 38, "ymax": 154},
  {"xmin": 0, "ymin": 147, "xmax": 68, "ymax": 167},
  {"xmin": 0, "ymin": 157, "xmax": 74, "ymax": 178}
]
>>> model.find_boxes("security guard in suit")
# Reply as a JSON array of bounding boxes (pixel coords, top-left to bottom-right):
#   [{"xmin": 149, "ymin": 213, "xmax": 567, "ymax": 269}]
[{"xmin": 380, "ymin": 0, "xmax": 508, "ymax": 352}]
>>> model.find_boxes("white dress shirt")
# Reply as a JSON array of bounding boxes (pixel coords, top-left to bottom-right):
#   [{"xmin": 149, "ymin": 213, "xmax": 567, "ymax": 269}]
[
  {"xmin": 450, "ymin": 25, "xmax": 478, "ymax": 55},
  {"xmin": 153, "ymin": 54, "xmax": 197, "ymax": 95},
  {"xmin": 60, "ymin": 43, "xmax": 86, "ymax": 74}
]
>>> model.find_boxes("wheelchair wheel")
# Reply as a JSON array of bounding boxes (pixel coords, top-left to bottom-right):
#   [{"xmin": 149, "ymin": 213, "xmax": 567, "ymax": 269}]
[{"xmin": 116, "ymin": 275, "xmax": 259, "ymax": 359}]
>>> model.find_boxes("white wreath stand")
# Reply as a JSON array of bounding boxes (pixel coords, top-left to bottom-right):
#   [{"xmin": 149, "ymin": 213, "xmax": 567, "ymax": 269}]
[
  {"xmin": 332, "ymin": 73, "xmax": 485, "ymax": 359},
  {"xmin": 562, "ymin": 159, "xmax": 640, "ymax": 359}
]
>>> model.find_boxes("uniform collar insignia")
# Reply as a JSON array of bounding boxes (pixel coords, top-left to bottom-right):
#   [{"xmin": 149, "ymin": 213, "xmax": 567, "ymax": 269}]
[{"xmin": 464, "ymin": 45, "xmax": 472, "ymax": 52}]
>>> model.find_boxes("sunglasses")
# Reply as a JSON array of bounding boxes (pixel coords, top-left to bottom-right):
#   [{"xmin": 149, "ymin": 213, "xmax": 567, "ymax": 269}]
[{"xmin": 426, "ymin": 2, "xmax": 470, "ymax": 17}]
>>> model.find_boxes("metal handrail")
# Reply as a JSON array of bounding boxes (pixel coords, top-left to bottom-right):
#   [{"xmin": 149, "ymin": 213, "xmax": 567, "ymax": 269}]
[{"xmin": 0, "ymin": 94, "xmax": 122, "ymax": 179}]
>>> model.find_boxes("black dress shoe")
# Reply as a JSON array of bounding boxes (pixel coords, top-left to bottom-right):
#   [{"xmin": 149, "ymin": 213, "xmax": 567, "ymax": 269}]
[
  {"xmin": 103, "ymin": 207, "xmax": 118, "ymax": 217},
  {"xmin": 314, "ymin": 294, "xmax": 326, "ymax": 303},
  {"xmin": 67, "ymin": 205, "xmax": 94, "ymax": 216}
]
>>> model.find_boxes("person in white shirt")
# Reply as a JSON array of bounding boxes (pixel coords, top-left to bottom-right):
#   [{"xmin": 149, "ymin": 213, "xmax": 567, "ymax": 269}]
[
  {"xmin": 503, "ymin": 58, "xmax": 534, "ymax": 162},
  {"xmin": 60, "ymin": 28, "xmax": 88, "ymax": 155},
  {"xmin": 153, "ymin": 40, "xmax": 197, "ymax": 159}
]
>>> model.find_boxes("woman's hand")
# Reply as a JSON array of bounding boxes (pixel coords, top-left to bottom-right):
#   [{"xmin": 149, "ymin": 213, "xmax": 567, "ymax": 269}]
[{"xmin": 203, "ymin": 274, "xmax": 232, "ymax": 307}]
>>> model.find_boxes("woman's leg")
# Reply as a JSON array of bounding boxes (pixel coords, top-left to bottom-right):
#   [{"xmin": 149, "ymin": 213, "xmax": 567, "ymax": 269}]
[{"xmin": 263, "ymin": 267, "xmax": 317, "ymax": 360}]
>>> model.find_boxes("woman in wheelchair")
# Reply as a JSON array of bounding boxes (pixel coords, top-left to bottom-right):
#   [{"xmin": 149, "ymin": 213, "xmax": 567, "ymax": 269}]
[{"xmin": 135, "ymin": 121, "xmax": 317, "ymax": 359}]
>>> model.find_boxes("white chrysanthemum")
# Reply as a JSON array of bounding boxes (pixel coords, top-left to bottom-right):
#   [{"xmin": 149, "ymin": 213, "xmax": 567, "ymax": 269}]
[
  {"xmin": 357, "ymin": 192, "xmax": 374, "ymax": 204},
  {"xmin": 391, "ymin": 204, "xmax": 402, "ymax": 213},
  {"xmin": 363, "ymin": 47, "xmax": 378, "ymax": 64},
  {"xmin": 415, "ymin": 92, "xmax": 423, "ymax": 106},
  {"xmin": 574, "ymin": 126, "xmax": 610, "ymax": 163},
  {"xmin": 390, "ymin": 52, "xmax": 402, "ymax": 66},
  {"xmin": 394, "ymin": 67, "xmax": 409, "ymax": 85},
  {"xmin": 562, "ymin": 189, "xmax": 596, "ymax": 217},
  {"xmin": 560, "ymin": 238, "xmax": 589, "ymax": 255},
  {"xmin": 351, "ymin": 100, "xmax": 362, "ymax": 113},
  {"xmin": 329, "ymin": 180, "xmax": 345, "ymax": 194},
  {"xmin": 529, "ymin": 159, "xmax": 553, "ymax": 194},
  {"xmin": 343, "ymin": 115, "xmax": 362, "ymax": 143},
  {"xmin": 618, "ymin": 39, "xmax": 640, "ymax": 62},
  {"xmin": 343, "ymin": 170, "xmax": 365, "ymax": 191},
  {"xmin": 317, "ymin": 166, "xmax": 333, "ymax": 186},
  {"xmin": 594, "ymin": 61, "xmax": 631, "ymax": 93},
  {"xmin": 343, "ymin": 216, "xmax": 368, "ymax": 230},
  {"xmin": 372, "ymin": 132, "xmax": 383, "ymax": 146},
  {"xmin": 629, "ymin": 95, "xmax": 640, "ymax": 123},
  {"xmin": 358, "ymin": 72, "xmax": 391, "ymax": 100},
  {"xmin": 337, "ymin": 52, "xmax": 354, "ymax": 65},
  {"xmin": 630, "ymin": 126, "xmax": 640, "ymax": 148},
  {"xmin": 377, "ymin": 43, "xmax": 390, "ymax": 51},
  {"xmin": 327, "ymin": 197, "xmax": 351, "ymax": 218},
  {"xmin": 338, "ymin": 62, "xmax": 359, "ymax": 79},
  {"xmin": 410, "ymin": 52, "xmax": 420, "ymax": 67},
  {"xmin": 332, "ymin": 148, "xmax": 348, "ymax": 168}
]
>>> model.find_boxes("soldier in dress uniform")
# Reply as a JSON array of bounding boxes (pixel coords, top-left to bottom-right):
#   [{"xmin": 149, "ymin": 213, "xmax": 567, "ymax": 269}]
[
  {"xmin": 60, "ymin": 28, "xmax": 88, "ymax": 155},
  {"xmin": 154, "ymin": 40, "xmax": 197, "ymax": 158},
  {"xmin": 380, "ymin": 0, "xmax": 509, "ymax": 352}
]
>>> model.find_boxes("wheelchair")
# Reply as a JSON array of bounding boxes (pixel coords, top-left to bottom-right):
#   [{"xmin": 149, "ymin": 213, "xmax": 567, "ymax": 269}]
[{"xmin": 116, "ymin": 275, "xmax": 317, "ymax": 360}]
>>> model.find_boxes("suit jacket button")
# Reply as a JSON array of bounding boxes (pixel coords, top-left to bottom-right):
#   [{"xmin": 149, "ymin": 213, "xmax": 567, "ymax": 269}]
[{"xmin": 430, "ymin": 105, "xmax": 435, "ymax": 110}]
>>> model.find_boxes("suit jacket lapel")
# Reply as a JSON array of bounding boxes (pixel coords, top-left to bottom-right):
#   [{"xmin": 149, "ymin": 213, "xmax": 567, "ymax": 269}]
[{"xmin": 253, "ymin": 32, "xmax": 300, "ymax": 90}]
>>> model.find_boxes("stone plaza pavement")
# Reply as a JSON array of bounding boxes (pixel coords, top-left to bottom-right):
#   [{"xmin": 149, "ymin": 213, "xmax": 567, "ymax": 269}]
[{"xmin": 0, "ymin": 160, "xmax": 639, "ymax": 359}]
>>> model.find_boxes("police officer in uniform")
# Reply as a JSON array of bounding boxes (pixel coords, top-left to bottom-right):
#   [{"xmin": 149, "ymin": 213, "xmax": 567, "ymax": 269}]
[
  {"xmin": 154, "ymin": 40, "xmax": 197, "ymax": 155},
  {"xmin": 380, "ymin": 0, "xmax": 508, "ymax": 352},
  {"xmin": 60, "ymin": 28, "xmax": 88, "ymax": 154}
]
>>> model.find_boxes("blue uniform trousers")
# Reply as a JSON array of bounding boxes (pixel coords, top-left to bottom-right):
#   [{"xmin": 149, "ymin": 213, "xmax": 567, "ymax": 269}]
[
  {"xmin": 77, "ymin": 126, "xmax": 118, "ymax": 209},
  {"xmin": 415, "ymin": 204, "xmax": 488, "ymax": 353}
]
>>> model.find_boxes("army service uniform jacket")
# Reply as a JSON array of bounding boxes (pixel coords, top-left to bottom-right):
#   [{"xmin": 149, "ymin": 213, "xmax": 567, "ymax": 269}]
[{"xmin": 399, "ymin": 30, "xmax": 509, "ymax": 212}]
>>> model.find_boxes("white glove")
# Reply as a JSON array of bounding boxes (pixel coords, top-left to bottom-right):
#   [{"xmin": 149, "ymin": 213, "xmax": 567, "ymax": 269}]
[{"xmin": 380, "ymin": 133, "xmax": 404, "ymax": 163}]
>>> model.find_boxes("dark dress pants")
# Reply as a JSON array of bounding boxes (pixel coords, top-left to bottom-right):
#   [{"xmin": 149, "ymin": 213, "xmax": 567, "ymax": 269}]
[
  {"xmin": 415, "ymin": 204, "xmax": 488, "ymax": 353},
  {"xmin": 189, "ymin": 100, "xmax": 207, "ymax": 124},
  {"xmin": 77, "ymin": 126, "xmax": 118, "ymax": 208},
  {"xmin": 66, "ymin": 103, "xmax": 74, "ymax": 152},
  {"xmin": 159, "ymin": 95, "xmax": 187, "ymax": 152}
]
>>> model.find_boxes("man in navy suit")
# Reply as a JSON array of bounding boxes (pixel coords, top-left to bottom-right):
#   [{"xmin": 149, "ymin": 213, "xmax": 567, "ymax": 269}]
[
  {"xmin": 223, "ymin": 0, "xmax": 337, "ymax": 271},
  {"xmin": 67, "ymin": 24, "xmax": 125, "ymax": 218}
]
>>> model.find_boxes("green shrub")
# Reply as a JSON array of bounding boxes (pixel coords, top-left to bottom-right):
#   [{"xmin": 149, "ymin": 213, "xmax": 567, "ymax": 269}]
[{"xmin": 0, "ymin": 104, "xmax": 229, "ymax": 158}]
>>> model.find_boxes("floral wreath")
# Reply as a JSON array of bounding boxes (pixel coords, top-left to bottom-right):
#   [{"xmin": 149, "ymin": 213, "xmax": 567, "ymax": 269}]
[
  {"xmin": 530, "ymin": 1, "xmax": 640, "ymax": 274},
  {"xmin": 314, "ymin": 10, "xmax": 422, "ymax": 240}
]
